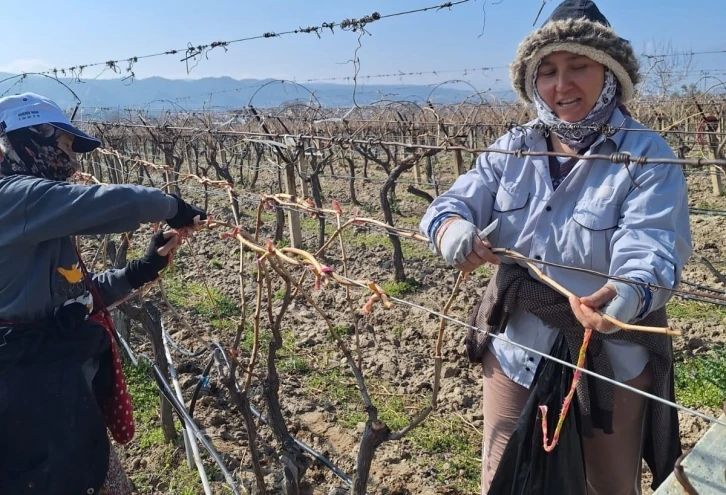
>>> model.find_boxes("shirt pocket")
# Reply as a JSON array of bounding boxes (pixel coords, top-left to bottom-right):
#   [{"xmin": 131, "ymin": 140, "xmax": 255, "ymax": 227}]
[
  {"xmin": 571, "ymin": 200, "xmax": 621, "ymax": 273},
  {"xmin": 490, "ymin": 186, "xmax": 531, "ymax": 248}
]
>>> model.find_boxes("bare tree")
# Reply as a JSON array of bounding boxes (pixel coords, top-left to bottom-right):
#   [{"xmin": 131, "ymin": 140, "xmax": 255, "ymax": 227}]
[{"xmin": 639, "ymin": 40, "xmax": 695, "ymax": 97}]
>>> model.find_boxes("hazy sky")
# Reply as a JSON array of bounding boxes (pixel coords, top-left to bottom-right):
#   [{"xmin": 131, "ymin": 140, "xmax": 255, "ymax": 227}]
[{"xmin": 3, "ymin": 0, "xmax": 726, "ymax": 94}]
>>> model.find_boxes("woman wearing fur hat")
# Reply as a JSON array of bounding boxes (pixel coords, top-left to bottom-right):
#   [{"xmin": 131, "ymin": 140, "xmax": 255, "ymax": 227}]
[
  {"xmin": 420, "ymin": 1, "xmax": 691, "ymax": 493},
  {"xmin": 0, "ymin": 92, "xmax": 207, "ymax": 494}
]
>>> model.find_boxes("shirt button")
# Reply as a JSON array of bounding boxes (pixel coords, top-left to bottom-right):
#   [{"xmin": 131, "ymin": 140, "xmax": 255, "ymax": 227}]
[
  {"xmin": 525, "ymin": 366, "xmax": 531, "ymax": 372},
  {"xmin": 87, "ymin": 489, "xmax": 95, "ymax": 494},
  {"xmin": 534, "ymin": 255, "xmax": 542, "ymax": 260},
  {"xmin": 528, "ymin": 357, "xmax": 534, "ymax": 362},
  {"xmin": 545, "ymin": 206, "xmax": 552, "ymax": 211}
]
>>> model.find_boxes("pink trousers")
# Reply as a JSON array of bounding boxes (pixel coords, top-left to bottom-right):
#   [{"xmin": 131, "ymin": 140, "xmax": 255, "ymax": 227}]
[{"xmin": 480, "ymin": 347, "xmax": 653, "ymax": 495}]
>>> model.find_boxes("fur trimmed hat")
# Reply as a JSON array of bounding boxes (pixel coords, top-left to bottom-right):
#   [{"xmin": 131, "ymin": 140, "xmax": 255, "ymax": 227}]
[{"xmin": 510, "ymin": 0, "xmax": 641, "ymax": 104}]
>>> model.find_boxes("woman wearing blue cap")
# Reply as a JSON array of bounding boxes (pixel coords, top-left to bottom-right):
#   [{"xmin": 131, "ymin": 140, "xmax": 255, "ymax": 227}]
[
  {"xmin": 420, "ymin": 1, "xmax": 692, "ymax": 494},
  {"xmin": 0, "ymin": 92, "xmax": 207, "ymax": 494}
]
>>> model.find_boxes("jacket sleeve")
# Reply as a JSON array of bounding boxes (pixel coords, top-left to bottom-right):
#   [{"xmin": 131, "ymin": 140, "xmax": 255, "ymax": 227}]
[
  {"xmin": 22, "ymin": 178, "xmax": 178, "ymax": 244},
  {"xmin": 419, "ymin": 136, "xmax": 506, "ymax": 251},
  {"xmin": 91, "ymin": 267, "xmax": 135, "ymax": 307},
  {"xmin": 609, "ymin": 141, "xmax": 693, "ymax": 314}
]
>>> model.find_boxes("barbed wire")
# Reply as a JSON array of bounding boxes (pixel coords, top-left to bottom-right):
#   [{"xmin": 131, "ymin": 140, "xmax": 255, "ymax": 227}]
[
  {"xmin": 298, "ymin": 65, "xmax": 507, "ymax": 83},
  {"xmin": 85, "ymin": 155, "xmax": 726, "ymax": 308},
  {"xmin": 79, "ymin": 123, "xmax": 726, "ymax": 167},
  {"xmin": 74, "ymin": 94, "xmax": 726, "ymax": 119},
  {"xmin": 17, "ymin": 1, "xmax": 472, "ymax": 82},
  {"xmin": 78, "ymin": 116, "xmax": 726, "ymax": 141},
  {"xmin": 643, "ymin": 48, "xmax": 726, "ymax": 59}
]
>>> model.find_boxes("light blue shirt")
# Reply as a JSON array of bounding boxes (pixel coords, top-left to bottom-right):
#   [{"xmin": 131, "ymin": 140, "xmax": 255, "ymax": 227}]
[{"xmin": 420, "ymin": 108, "xmax": 692, "ymax": 388}]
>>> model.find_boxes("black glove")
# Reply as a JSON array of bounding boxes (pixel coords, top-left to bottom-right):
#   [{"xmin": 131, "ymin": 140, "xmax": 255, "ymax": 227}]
[
  {"xmin": 167, "ymin": 194, "xmax": 206, "ymax": 229},
  {"xmin": 125, "ymin": 231, "xmax": 173, "ymax": 289}
]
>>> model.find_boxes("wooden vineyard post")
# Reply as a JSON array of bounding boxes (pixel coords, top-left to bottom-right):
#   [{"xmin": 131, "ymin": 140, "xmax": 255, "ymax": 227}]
[
  {"xmin": 469, "ymin": 127, "xmax": 478, "ymax": 168},
  {"xmin": 158, "ymin": 143, "xmax": 180, "ymax": 196},
  {"xmin": 451, "ymin": 124, "xmax": 466, "ymax": 177},
  {"xmin": 184, "ymin": 147, "xmax": 193, "ymax": 176},
  {"xmin": 412, "ymin": 126, "xmax": 422, "ymax": 186},
  {"xmin": 219, "ymin": 145, "xmax": 226, "ymax": 165},
  {"xmin": 453, "ymin": 147, "xmax": 465, "ymax": 177},
  {"xmin": 219, "ymin": 145, "xmax": 227, "ymax": 180},
  {"xmin": 93, "ymin": 149, "xmax": 104, "ymax": 183},
  {"xmin": 298, "ymin": 144, "xmax": 311, "ymax": 200},
  {"xmin": 413, "ymin": 163, "xmax": 422, "ymax": 185},
  {"xmin": 707, "ymin": 122, "xmax": 723, "ymax": 197},
  {"xmin": 112, "ymin": 152, "xmax": 126, "ymax": 184},
  {"xmin": 284, "ymin": 159, "xmax": 303, "ymax": 249},
  {"xmin": 413, "ymin": 148, "xmax": 423, "ymax": 185}
]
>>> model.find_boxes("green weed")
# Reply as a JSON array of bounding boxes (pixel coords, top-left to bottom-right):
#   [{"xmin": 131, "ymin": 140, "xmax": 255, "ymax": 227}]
[
  {"xmin": 383, "ymin": 278, "xmax": 421, "ymax": 298},
  {"xmin": 667, "ymin": 299, "xmax": 726, "ymax": 322},
  {"xmin": 303, "ymin": 366, "xmax": 480, "ymax": 491},
  {"xmin": 347, "ymin": 233, "xmax": 433, "ymax": 260},
  {"xmin": 163, "ymin": 277, "xmax": 239, "ymax": 331},
  {"xmin": 675, "ymin": 348, "xmax": 726, "ymax": 409}
]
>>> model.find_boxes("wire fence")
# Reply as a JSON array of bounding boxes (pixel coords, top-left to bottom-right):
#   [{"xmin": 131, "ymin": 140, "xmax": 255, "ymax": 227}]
[{"xmin": 5, "ymin": 1, "xmax": 473, "ymax": 82}]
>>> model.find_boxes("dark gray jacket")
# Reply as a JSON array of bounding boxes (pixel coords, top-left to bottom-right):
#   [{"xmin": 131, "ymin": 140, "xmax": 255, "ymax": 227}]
[
  {"xmin": 0, "ymin": 174, "xmax": 178, "ymax": 322},
  {"xmin": 0, "ymin": 174, "xmax": 178, "ymax": 495}
]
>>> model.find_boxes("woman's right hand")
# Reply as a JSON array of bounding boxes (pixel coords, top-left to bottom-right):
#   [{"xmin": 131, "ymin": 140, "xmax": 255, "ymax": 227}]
[{"xmin": 436, "ymin": 217, "xmax": 500, "ymax": 272}]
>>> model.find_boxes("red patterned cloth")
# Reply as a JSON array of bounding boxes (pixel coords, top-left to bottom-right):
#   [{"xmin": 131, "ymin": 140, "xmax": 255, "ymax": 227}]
[
  {"xmin": 91, "ymin": 311, "xmax": 135, "ymax": 444},
  {"xmin": 76, "ymin": 246, "xmax": 136, "ymax": 444}
]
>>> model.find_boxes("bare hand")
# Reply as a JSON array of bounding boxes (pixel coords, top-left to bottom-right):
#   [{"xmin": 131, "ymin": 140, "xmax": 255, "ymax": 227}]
[
  {"xmin": 156, "ymin": 230, "xmax": 181, "ymax": 257},
  {"xmin": 569, "ymin": 284, "xmax": 618, "ymax": 333},
  {"xmin": 192, "ymin": 215, "xmax": 206, "ymax": 230}
]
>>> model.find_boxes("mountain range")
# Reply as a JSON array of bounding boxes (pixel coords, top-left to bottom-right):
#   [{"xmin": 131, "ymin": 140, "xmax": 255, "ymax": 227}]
[{"xmin": 0, "ymin": 72, "xmax": 516, "ymax": 114}]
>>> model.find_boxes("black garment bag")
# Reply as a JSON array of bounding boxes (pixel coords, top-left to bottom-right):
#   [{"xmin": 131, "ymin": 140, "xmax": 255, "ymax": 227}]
[{"xmin": 488, "ymin": 333, "xmax": 587, "ymax": 494}]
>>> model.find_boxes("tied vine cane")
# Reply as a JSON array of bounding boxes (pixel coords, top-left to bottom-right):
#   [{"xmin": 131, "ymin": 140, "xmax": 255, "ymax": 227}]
[{"xmin": 539, "ymin": 327, "xmax": 593, "ymax": 452}]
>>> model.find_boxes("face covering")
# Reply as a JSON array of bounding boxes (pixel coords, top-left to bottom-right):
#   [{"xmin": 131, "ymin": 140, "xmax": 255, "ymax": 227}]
[
  {"xmin": 533, "ymin": 66, "xmax": 619, "ymax": 151},
  {"xmin": 0, "ymin": 124, "xmax": 78, "ymax": 181}
]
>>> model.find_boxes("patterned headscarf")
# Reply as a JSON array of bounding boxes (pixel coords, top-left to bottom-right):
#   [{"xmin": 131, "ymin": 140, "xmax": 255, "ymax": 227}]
[
  {"xmin": 0, "ymin": 124, "xmax": 79, "ymax": 181},
  {"xmin": 532, "ymin": 66, "xmax": 619, "ymax": 151}
]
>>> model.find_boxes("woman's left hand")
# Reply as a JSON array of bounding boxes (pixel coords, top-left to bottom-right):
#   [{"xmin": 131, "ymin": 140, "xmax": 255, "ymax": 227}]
[
  {"xmin": 124, "ymin": 230, "xmax": 182, "ymax": 289},
  {"xmin": 154, "ymin": 229, "xmax": 181, "ymax": 258},
  {"xmin": 569, "ymin": 285, "xmax": 618, "ymax": 333},
  {"xmin": 569, "ymin": 281, "xmax": 644, "ymax": 334}
]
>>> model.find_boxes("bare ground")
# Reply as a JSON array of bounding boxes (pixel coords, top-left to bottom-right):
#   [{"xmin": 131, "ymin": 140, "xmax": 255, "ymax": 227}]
[{"xmin": 100, "ymin": 163, "xmax": 726, "ymax": 494}]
